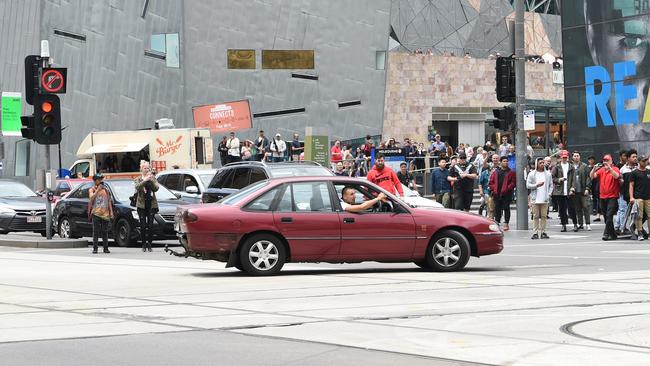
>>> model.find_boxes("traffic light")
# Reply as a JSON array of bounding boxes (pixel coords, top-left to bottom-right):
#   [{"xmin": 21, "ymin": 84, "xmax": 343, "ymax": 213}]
[
  {"xmin": 33, "ymin": 94, "xmax": 61, "ymax": 145},
  {"xmin": 493, "ymin": 107, "xmax": 515, "ymax": 131},
  {"xmin": 20, "ymin": 115, "xmax": 35, "ymax": 140},
  {"xmin": 496, "ymin": 57, "xmax": 515, "ymax": 102}
]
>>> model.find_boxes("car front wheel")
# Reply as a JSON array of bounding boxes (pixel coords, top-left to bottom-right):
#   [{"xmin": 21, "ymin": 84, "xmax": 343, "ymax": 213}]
[
  {"xmin": 239, "ymin": 234, "xmax": 286, "ymax": 276},
  {"xmin": 426, "ymin": 230, "xmax": 471, "ymax": 272},
  {"xmin": 114, "ymin": 219, "xmax": 133, "ymax": 247}
]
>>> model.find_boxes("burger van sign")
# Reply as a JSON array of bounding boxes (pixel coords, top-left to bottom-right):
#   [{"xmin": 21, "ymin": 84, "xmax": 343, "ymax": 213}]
[{"xmin": 192, "ymin": 99, "xmax": 253, "ymax": 133}]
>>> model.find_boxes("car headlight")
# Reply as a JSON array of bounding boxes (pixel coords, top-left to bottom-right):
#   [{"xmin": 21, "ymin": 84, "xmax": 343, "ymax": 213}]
[
  {"xmin": 0, "ymin": 206, "xmax": 16, "ymax": 214},
  {"xmin": 488, "ymin": 224, "xmax": 501, "ymax": 232},
  {"xmin": 131, "ymin": 211, "xmax": 139, "ymax": 220}
]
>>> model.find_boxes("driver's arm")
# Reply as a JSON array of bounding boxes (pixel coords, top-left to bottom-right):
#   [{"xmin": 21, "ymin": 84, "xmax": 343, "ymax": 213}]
[{"xmin": 343, "ymin": 193, "xmax": 387, "ymax": 213}]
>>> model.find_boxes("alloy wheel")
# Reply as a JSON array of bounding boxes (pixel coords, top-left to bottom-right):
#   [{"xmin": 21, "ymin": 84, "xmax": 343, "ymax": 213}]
[
  {"xmin": 59, "ymin": 219, "xmax": 71, "ymax": 239},
  {"xmin": 433, "ymin": 237, "xmax": 461, "ymax": 267}
]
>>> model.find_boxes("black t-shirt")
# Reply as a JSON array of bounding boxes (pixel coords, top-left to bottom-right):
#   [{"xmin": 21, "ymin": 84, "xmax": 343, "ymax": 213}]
[
  {"xmin": 449, "ymin": 163, "xmax": 477, "ymax": 192},
  {"xmin": 631, "ymin": 168, "xmax": 650, "ymax": 200},
  {"xmin": 397, "ymin": 171, "xmax": 412, "ymax": 186}
]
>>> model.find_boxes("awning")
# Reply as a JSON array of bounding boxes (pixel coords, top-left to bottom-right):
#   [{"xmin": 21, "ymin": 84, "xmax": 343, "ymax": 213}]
[{"xmin": 83, "ymin": 142, "xmax": 149, "ymax": 155}]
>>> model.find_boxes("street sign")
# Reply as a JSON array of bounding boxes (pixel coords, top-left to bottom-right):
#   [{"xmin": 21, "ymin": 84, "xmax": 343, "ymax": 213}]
[
  {"xmin": 1, "ymin": 92, "xmax": 22, "ymax": 136},
  {"xmin": 305, "ymin": 135, "xmax": 329, "ymax": 166},
  {"xmin": 40, "ymin": 68, "xmax": 67, "ymax": 94},
  {"xmin": 523, "ymin": 109, "xmax": 535, "ymax": 131}
]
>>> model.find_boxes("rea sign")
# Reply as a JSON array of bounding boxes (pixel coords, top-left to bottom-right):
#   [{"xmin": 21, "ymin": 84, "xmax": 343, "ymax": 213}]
[{"xmin": 192, "ymin": 99, "xmax": 252, "ymax": 133}]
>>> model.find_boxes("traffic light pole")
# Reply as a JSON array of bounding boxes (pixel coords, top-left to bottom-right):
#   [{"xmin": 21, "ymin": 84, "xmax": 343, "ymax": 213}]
[
  {"xmin": 515, "ymin": 0, "xmax": 528, "ymax": 230},
  {"xmin": 45, "ymin": 145, "xmax": 52, "ymax": 240}
]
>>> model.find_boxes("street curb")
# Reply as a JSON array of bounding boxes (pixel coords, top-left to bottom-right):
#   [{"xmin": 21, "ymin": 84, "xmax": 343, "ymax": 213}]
[{"xmin": 0, "ymin": 238, "xmax": 89, "ymax": 249}]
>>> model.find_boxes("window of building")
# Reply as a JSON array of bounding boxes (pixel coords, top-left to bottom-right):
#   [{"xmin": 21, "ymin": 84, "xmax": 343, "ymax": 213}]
[
  {"xmin": 14, "ymin": 140, "xmax": 30, "ymax": 176},
  {"xmin": 146, "ymin": 33, "xmax": 180, "ymax": 68},
  {"xmin": 376, "ymin": 51, "xmax": 386, "ymax": 70}
]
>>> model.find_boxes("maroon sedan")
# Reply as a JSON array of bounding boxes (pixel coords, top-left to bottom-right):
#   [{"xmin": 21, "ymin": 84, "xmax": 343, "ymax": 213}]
[{"xmin": 172, "ymin": 176, "xmax": 503, "ymax": 275}]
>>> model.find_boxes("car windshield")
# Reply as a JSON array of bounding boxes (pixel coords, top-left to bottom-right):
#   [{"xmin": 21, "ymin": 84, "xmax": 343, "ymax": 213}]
[
  {"xmin": 199, "ymin": 174, "xmax": 213, "ymax": 187},
  {"xmin": 268, "ymin": 165, "xmax": 333, "ymax": 178},
  {"xmin": 109, "ymin": 180, "xmax": 178, "ymax": 202},
  {"xmin": 220, "ymin": 180, "xmax": 269, "ymax": 206},
  {"xmin": 0, "ymin": 181, "xmax": 38, "ymax": 197}
]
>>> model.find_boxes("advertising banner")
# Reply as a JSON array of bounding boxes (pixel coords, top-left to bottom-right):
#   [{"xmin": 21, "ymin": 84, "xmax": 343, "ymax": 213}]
[
  {"xmin": 1, "ymin": 92, "xmax": 22, "ymax": 136},
  {"xmin": 192, "ymin": 99, "xmax": 252, "ymax": 134},
  {"xmin": 305, "ymin": 135, "xmax": 329, "ymax": 166},
  {"xmin": 562, "ymin": 1, "xmax": 650, "ymax": 157},
  {"xmin": 375, "ymin": 148, "xmax": 406, "ymax": 172}
]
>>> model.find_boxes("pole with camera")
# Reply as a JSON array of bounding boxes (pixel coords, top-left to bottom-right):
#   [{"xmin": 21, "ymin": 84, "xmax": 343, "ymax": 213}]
[{"xmin": 21, "ymin": 41, "xmax": 67, "ymax": 239}]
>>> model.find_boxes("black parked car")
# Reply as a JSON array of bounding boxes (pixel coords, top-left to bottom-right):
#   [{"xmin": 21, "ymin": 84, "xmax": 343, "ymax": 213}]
[
  {"xmin": 0, "ymin": 180, "xmax": 48, "ymax": 236},
  {"xmin": 202, "ymin": 161, "xmax": 333, "ymax": 203},
  {"xmin": 53, "ymin": 179, "xmax": 185, "ymax": 246}
]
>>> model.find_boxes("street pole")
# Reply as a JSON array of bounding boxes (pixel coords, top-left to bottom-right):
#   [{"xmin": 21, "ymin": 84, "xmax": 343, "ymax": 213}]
[
  {"xmin": 45, "ymin": 145, "xmax": 52, "ymax": 239},
  {"xmin": 515, "ymin": 0, "xmax": 528, "ymax": 230}
]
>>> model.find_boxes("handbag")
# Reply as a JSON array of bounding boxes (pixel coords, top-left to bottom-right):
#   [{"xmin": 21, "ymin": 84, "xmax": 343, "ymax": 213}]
[{"xmin": 129, "ymin": 193, "xmax": 137, "ymax": 207}]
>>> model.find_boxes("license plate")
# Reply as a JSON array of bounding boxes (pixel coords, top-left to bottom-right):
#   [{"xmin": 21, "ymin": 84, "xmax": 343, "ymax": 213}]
[{"xmin": 26, "ymin": 216, "xmax": 42, "ymax": 223}]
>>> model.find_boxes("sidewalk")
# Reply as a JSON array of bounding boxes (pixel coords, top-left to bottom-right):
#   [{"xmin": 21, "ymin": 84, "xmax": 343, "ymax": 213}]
[{"xmin": 0, "ymin": 233, "xmax": 88, "ymax": 248}]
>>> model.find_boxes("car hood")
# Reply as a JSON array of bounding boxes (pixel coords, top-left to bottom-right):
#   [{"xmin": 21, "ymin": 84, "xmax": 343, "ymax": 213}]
[
  {"xmin": 157, "ymin": 200, "xmax": 186, "ymax": 214},
  {"xmin": 0, "ymin": 196, "xmax": 47, "ymax": 210},
  {"xmin": 402, "ymin": 195, "xmax": 443, "ymax": 209}
]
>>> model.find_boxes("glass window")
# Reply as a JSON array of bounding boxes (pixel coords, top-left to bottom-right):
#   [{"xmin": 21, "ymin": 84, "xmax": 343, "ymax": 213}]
[
  {"xmin": 220, "ymin": 181, "xmax": 269, "ymax": 206},
  {"xmin": 163, "ymin": 174, "xmax": 183, "ymax": 191},
  {"xmin": 245, "ymin": 187, "xmax": 281, "ymax": 211},
  {"xmin": 268, "ymin": 165, "xmax": 333, "ymax": 178},
  {"xmin": 249, "ymin": 168, "xmax": 267, "ymax": 185},
  {"xmin": 182, "ymin": 174, "xmax": 199, "ymax": 190},
  {"xmin": 72, "ymin": 183, "xmax": 93, "ymax": 199},
  {"xmin": 376, "ymin": 51, "xmax": 386, "ymax": 70},
  {"xmin": 231, "ymin": 168, "xmax": 251, "ymax": 189},
  {"xmin": 165, "ymin": 33, "xmax": 180, "ymax": 68},
  {"xmin": 55, "ymin": 182, "xmax": 71, "ymax": 196},
  {"xmin": 290, "ymin": 182, "xmax": 333, "ymax": 212},
  {"xmin": 276, "ymin": 185, "xmax": 293, "ymax": 212},
  {"xmin": 14, "ymin": 140, "xmax": 30, "ymax": 177},
  {"xmin": 0, "ymin": 181, "xmax": 38, "ymax": 197},
  {"xmin": 199, "ymin": 174, "xmax": 214, "ymax": 187},
  {"xmin": 151, "ymin": 34, "xmax": 166, "ymax": 53}
]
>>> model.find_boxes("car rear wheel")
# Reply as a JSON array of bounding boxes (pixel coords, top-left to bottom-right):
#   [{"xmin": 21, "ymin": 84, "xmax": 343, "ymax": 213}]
[
  {"xmin": 57, "ymin": 217, "xmax": 79, "ymax": 239},
  {"xmin": 426, "ymin": 230, "xmax": 471, "ymax": 272},
  {"xmin": 239, "ymin": 234, "xmax": 286, "ymax": 276},
  {"xmin": 114, "ymin": 219, "xmax": 133, "ymax": 247}
]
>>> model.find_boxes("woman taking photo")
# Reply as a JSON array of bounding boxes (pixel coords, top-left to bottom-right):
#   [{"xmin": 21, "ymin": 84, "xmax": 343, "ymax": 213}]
[{"xmin": 134, "ymin": 161, "xmax": 159, "ymax": 252}]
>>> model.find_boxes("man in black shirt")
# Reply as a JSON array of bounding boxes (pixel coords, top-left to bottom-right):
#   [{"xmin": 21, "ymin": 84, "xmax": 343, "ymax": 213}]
[
  {"xmin": 629, "ymin": 155, "xmax": 650, "ymax": 241},
  {"xmin": 448, "ymin": 153, "xmax": 478, "ymax": 211},
  {"xmin": 218, "ymin": 136, "xmax": 228, "ymax": 167},
  {"xmin": 396, "ymin": 162, "xmax": 413, "ymax": 188}
]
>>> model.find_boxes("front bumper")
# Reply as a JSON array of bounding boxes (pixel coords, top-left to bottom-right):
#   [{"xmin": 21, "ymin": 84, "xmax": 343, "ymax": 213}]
[
  {"xmin": 474, "ymin": 231, "xmax": 504, "ymax": 256},
  {"xmin": 0, "ymin": 214, "xmax": 46, "ymax": 232}
]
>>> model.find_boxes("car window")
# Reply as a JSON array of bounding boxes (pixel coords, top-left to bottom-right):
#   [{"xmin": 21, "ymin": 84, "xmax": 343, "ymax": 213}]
[
  {"xmin": 210, "ymin": 169, "xmax": 234, "ymax": 189},
  {"xmin": 249, "ymin": 168, "xmax": 267, "ymax": 185},
  {"xmin": 268, "ymin": 165, "xmax": 333, "ymax": 178},
  {"xmin": 72, "ymin": 162, "xmax": 90, "ymax": 178},
  {"xmin": 109, "ymin": 180, "xmax": 178, "ymax": 202},
  {"xmin": 157, "ymin": 175, "xmax": 167, "ymax": 186},
  {"xmin": 163, "ymin": 174, "xmax": 183, "ymax": 191},
  {"xmin": 289, "ymin": 182, "xmax": 333, "ymax": 212},
  {"xmin": 230, "ymin": 168, "xmax": 251, "ymax": 190},
  {"xmin": 245, "ymin": 187, "xmax": 281, "ymax": 212},
  {"xmin": 71, "ymin": 182, "xmax": 93, "ymax": 199},
  {"xmin": 334, "ymin": 183, "xmax": 399, "ymax": 213},
  {"xmin": 276, "ymin": 185, "xmax": 293, "ymax": 212},
  {"xmin": 183, "ymin": 174, "xmax": 199, "ymax": 190},
  {"xmin": 220, "ymin": 180, "xmax": 269, "ymax": 206},
  {"xmin": 55, "ymin": 182, "xmax": 71, "ymax": 196}
]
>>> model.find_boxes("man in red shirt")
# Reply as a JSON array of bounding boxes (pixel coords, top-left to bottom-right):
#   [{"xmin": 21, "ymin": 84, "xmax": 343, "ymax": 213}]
[
  {"xmin": 367, "ymin": 153, "xmax": 404, "ymax": 197},
  {"xmin": 590, "ymin": 154, "xmax": 621, "ymax": 240},
  {"xmin": 330, "ymin": 140, "xmax": 342, "ymax": 169}
]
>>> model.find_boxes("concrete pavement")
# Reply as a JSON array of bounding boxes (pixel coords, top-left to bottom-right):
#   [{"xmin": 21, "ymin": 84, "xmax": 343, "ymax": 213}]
[{"xmin": 0, "ymin": 215, "xmax": 650, "ymax": 365}]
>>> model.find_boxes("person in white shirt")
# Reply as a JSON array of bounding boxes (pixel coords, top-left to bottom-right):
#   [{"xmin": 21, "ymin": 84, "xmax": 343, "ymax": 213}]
[
  {"xmin": 270, "ymin": 133, "xmax": 287, "ymax": 162},
  {"xmin": 340, "ymin": 186, "xmax": 387, "ymax": 213},
  {"xmin": 226, "ymin": 132, "xmax": 241, "ymax": 164},
  {"xmin": 551, "ymin": 150, "xmax": 577, "ymax": 232},
  {"xmin": 527, "ymin": 158, "xmax": 553, "ymax": 239}
]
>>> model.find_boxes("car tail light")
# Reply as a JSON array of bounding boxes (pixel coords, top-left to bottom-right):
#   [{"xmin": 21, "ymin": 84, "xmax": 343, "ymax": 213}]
[{"xmin": 183, "ymin": 210, "xmax": 198, "ymax": 223}]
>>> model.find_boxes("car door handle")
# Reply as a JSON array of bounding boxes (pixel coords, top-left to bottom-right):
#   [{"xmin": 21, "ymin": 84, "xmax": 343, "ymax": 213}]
[
  {"xmin": 343, "ymin": 218, "xmax": 355, "ymax": 224},
  {"xmin": 281, "ymin": 217, "xmax": 293, "ymax": 223}
]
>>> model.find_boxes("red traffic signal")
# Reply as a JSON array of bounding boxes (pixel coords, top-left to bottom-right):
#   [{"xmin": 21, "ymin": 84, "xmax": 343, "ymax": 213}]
[{"xmin": 34, "ymin": 94, "xmax": 61, "ymax": 145}]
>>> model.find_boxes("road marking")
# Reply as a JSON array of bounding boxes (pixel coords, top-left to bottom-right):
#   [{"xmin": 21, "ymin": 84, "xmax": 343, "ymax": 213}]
[{"xmin": 601, "ymin": 250, "xmax": 650, "ymax": 255}]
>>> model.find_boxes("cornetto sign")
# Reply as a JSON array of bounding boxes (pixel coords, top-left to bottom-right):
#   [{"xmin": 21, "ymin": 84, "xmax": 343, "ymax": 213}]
[{"xmin": 192, "ymin": 99, "xmax": 253, "ymax": 133}]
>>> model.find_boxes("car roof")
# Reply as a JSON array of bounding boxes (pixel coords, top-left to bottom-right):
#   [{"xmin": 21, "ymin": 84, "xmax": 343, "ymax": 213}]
[
  {"xmin": 265, "ymin": 176, "xmax": 366, "ymax": 184},
  {"xmin": 157, "ymin": 169, "xmax": 217, "ymax": 175},
  {"xmin": 223, "ymin": 161, "xmax": 326, "ymax": 169}
]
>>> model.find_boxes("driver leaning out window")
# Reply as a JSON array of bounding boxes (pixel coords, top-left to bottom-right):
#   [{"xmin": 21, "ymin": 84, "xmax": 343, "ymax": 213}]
[{"xmin": 340, "ymin": 185, "xmax": 387, "ymax": 213}]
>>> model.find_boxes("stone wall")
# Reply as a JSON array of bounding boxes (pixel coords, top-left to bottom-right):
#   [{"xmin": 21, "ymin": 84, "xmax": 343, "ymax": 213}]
[{"xmin": 382, "ymin": 53, "xmax": 565, "ymax": 143}]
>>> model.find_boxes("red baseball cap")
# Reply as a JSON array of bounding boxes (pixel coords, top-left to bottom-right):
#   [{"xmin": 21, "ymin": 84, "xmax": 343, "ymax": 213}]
[{"xmin": 560, "ymin": 150, "xmax": 569, "ymax": 158}]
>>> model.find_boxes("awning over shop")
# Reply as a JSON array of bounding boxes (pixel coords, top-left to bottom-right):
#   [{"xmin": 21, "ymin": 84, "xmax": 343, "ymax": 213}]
[{"xmin": 82, "ymin": 142, "xmax": 149, "ymax": 155}]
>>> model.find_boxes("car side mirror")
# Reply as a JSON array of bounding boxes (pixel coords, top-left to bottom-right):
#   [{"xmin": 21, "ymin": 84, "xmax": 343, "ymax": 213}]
[{"xmin": 185, "ymin": 186, "xmax": 199, "ymax": 194}]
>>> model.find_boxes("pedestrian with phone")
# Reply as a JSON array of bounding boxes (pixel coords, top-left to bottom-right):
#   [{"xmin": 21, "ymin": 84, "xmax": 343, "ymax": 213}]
[
  {"xmin": 134, "ymin": 161, "xmax": 159, "ymax": 252},
  {"xmin": 590, "ymin": 154, "xmax": 622, "ymax": 241},
  {"xmin": 88, "ymin": 173, "xmax": 113, "ymax": 254}
]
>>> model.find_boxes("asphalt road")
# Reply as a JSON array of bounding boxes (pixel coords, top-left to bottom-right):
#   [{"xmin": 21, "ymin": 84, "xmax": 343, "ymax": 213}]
[{"xmin": 1, "ymin": 215, "xmax": 650, "ymax": 365}]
